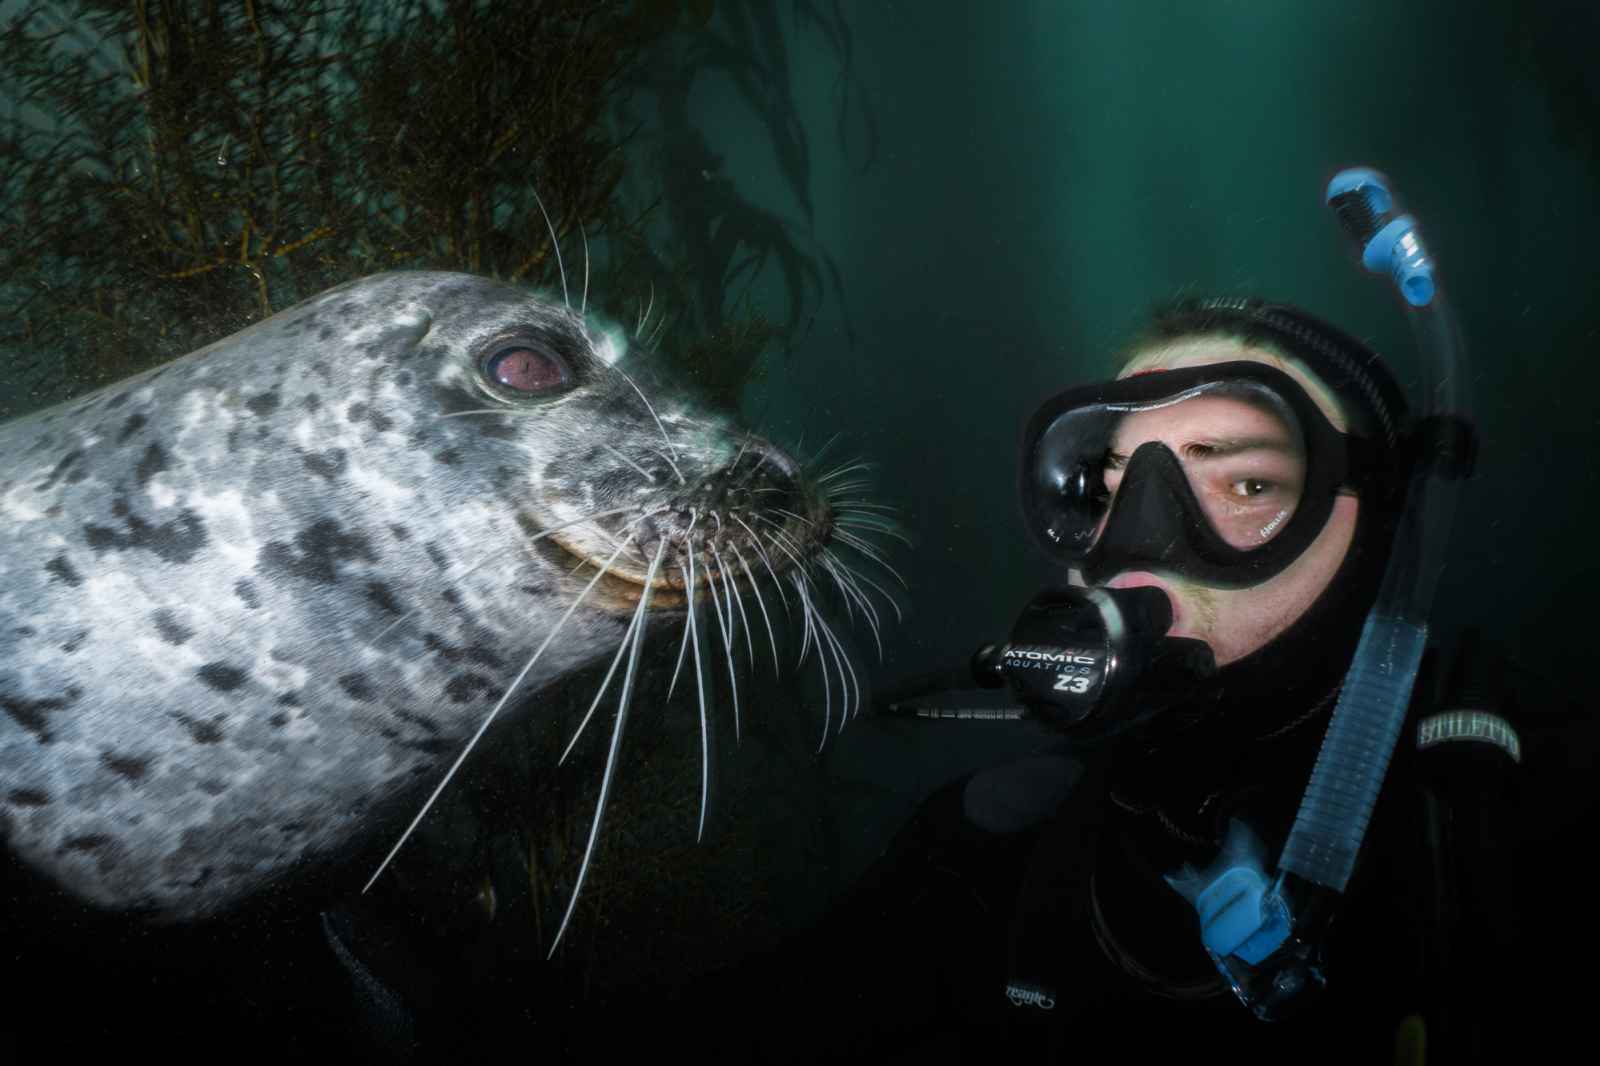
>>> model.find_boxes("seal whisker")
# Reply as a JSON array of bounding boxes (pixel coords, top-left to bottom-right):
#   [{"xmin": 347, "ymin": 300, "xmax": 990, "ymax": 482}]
[
  {"xmin": 807, "ymin": 431, "xmax": 845, "ymax": 467},
  {"xmin": 809, "ymin": 595, "xmax": 856, "ymax": 726},
  {"xmin": 732, "ymin": 514, "xmax": 791, "ymax": 611},
  {"xmin": 793, "ymin": 566, "xmax": 815, "ymax": 666},
  {"xmin": 830, "ymin": 499, "xmax": 902, "ymax": 513},
  {"xmin": 635, "ymin": 280, "xmax": 656, "ymax": 339},
  {"xmin": 816, "ymin": 461, "xmax": 872, "ymax": 485},
  {"xmin": 529, "ymin": 185, "xmax": 571, "ymax": 310},
  {"xmin": 729, "ymin": 543, "xmax": 780, "ymax": 678},
  {"xmin": 558, "ymin": 616, "xmax": 635, "ymax": 765},
  {"xmin": 825, "ymin": 554, "xmax": 904, "ymax": 624},
  {"xmin": 362, "ymin": 531, "xmax": 639, "ymax": 896},
  {"xmin": 759, "ymin": 522, "xmax": 815, "ymax": 592},
  {"xmin": 829, "ymin": 526, "xmax": 909, "ymax": 589},
  {"xmin": 836, "ymin": 515, "xmax": 914, "ymax": 548},
  {"xmin": 774, "ymin": 507, "xmax": 817, "ymax": 528},
  {"xmin": 822, "ymin": 554, "xmax": 883, "ymax": 661},
  {"xmin": 666, "ymin": 601, "xmax": 695, "ymax": 702},
  {"xmin": 653, "ymin": 447, "xmax": 687, "ymax": 487},
  {"xmin": 797, "ymin": 562, "xmax": 860, "ymax": 724},
  {"xmin": 703, "ymin": 558, "xmax": 741, "ymax": 744},
  {"xmin": 579, "ymin": 220, "xmax": 591, "ymax": 316},
  {"xmin": 822, "ymin": 548, "xmax": 887, "ymax": 630},
  {"xmin": 683, "ymin": 548, "xmax": 711, "ymax": 842},
  {"xmin": 372, "ymin": 503, "xmax": 653, "ymax": 652},
  {"xmin": 644, "ymin": 315, "xmax": 669, "ymax": 351},
  {"xmin": 666, "ymin": 510, "xmax": 702, "ymax": 703},
  {"xmin": 614, "ymin": 365, "xmax": 680, "ymax": 463},
  {"xmin": 713, "ymin": 545, "xmax": 755, "ymax": 666},
  {"xmin": 602, "ymin": 443, "xmax": 657, "ymax": 484},
  {"xmin": 438, "ymin": 408, "xmax": 522, "ymax": 419},
  {"xmin": 731, "ymin": 431, "xmax": 757, "ymax": 476},
  {"xmin": 792, "ymin": 574, "xmax": 833, "ymax": 750},
  {"xmin": 817, "ymin": 608, "xmax": 862, "ymax": 729},
  {"xmin": 548, "ymin": 537, "xmax": 667, "ymax": 957}
]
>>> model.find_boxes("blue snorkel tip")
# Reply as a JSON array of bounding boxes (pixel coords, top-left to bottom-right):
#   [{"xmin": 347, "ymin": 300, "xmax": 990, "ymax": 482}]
[
  {"xmin": 1325, "ymin": 167, "xmax": 1392, "ymax": 213},
  {"xmin": 1327, "ymin": 169, "xmax": 1438, "ymax": 308}
]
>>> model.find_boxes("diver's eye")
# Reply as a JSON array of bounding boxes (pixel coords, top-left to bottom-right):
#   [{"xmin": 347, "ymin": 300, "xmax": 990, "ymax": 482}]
[
  {"xmin": 485, "ymin": 344, "xmax": 570, "ymax": 395},
  {"xmin": 1231, "ymin": 478, "xmax": 1272, "ymax": 497}
]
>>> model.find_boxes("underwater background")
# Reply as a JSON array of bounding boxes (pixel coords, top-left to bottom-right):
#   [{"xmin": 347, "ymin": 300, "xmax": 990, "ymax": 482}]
[{"xmin": 1, "ymin": 0, "xmax": 1595, "ymax": 1060}]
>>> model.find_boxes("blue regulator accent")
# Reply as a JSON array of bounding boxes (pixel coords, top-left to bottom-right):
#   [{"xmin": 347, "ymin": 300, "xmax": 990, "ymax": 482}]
[{"xmin": 1166, "ymin": 820, "xmax": 1291, "ymax": 965}]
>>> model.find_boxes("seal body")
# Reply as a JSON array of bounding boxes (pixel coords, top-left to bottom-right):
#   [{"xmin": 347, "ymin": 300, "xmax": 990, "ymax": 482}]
[{"xmin": 0, "ymin": 271, "xmax": 829, "ymax": 920}]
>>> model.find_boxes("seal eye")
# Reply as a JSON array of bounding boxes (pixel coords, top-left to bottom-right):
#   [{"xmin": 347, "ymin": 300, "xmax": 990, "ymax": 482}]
[{"xmin": 486, "ymin": 344, "xmax": 570, "ymax": 395}]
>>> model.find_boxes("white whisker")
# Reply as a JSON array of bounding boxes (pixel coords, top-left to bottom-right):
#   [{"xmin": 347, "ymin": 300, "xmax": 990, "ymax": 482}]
[
  {"xmin": 816, "ymin": 461, "xmax": 871, "ymax": 484},
  {"xmin": 603, "ymin": 444, "xmax": 656, "ymax": 484},
  {"xmin": 636, "ymin": 280, "xmax": 656, "ymax": 339},
  {"xmin": 548, "ymin": 538, "xmax": 667, "ymax": 956},
  {"xmin": 808, "ymin": 432, "xmax": 844, "ymax": 466},
  {"xmin": 730, "ymin": 543, "xmax": 780, "ymax": 678},
  {"xmin": 667, "ymin": 511, "xmax": 701, "ymax": 702},
  {"xmin": 653, "ymin": 447, "xmax": 687, "ymax": 487},
  {"xmin": 666, "ymin": 601, "xmax": 694, "ymax": 702},
  {"xmin": 826, "ymin": 554, "xmax": 904, "ymax": 624},
  {"xmin": 712, "ymin": 545, "xmax": 754, "ymax": 665},
  {"xmin": 684, "ymin": 548, "xmax": 710, "ymax": 841},
  {"xmin": 822, "ymin": 555, "xmax": 882, "ymax": 660},
  {"xmin": 614, "ymin": 365, "xmax": 680, "ymax": 463},
  {"xmin": 362, "ymin": 530, "xmax": 639, "ymax": 896},
  {"xmin": 731, "ymin": 431, "xmax": 757, "ymax": 475},
  {"xmin": 579, "ymin": 221, "xmax": 590, "ymax": 316},
  {"xmin": 836, "ymin": 516, "xmax": 913, "ymax": 547},
  {"xmin": 831, "ymin": 500, "xmax": 901, "ymax": 514},
  {"xmin": 529, "ymin": 185, "xmax": 569, "ymax": 310},
  {"xmin": 732, "ymin": 515, "xmax": 790, "ymax": 611},
  {"xmin": 812, "ymin": 600, "xmax": 862, "ymax": 727},
  {"xmin": 793, "ymin": 574, "xmax": 832, "ymax": 749},
  {"xmin": 371, "ymin": 504, "xmax": 649, "ymax": 644},
  {"xmin": 704, "ymin": 559, "xmax": 741, "ymax": 744},
  {"xmin": 830, "ymin": 527, "xmax": 909, "ymax": 589}
]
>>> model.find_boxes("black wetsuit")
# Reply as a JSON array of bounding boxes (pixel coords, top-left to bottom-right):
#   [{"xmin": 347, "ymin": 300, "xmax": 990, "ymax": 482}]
[{"xmin": 664, "ymin": 628, "xmax": 1575, "ymax": 1064}]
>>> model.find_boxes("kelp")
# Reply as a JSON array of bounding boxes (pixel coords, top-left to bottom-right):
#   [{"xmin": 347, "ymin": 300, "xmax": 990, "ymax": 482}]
[{"xmin": 0, "ymin": 0, "xmax": 869, "ymax": 419}]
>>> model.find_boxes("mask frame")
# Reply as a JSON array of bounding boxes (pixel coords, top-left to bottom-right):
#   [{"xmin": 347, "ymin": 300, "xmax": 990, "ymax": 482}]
[{"xmin": 1020, "ymin": 360, "xmax": 1385, "ymax": 588}]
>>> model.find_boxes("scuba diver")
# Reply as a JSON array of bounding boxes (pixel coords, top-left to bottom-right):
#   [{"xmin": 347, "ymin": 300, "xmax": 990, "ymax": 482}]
[{"xmin": 674, "ymin": 169, "xmax": 1545, "ymax": 1063}]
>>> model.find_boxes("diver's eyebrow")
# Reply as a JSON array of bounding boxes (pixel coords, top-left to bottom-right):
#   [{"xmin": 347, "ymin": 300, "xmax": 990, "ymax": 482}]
[
  {"xmin": 1183, "ymin": 435, "xmax": 1297, "ymax": 459},
  {"xmin": 1106, "ymin": 436, "xmax": 1296, "ymax": 468}
]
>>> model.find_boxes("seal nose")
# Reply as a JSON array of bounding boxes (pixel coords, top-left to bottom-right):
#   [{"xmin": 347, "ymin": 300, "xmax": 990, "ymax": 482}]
[{"xmin": 666, "ymin": 434, "xmax": 804, "ymax": 521}]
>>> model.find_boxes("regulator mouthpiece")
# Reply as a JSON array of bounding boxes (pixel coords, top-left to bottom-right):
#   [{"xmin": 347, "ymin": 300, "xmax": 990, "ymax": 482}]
[{"xmin": 974, "ymin": 585, "xmax": 1216, "ymax": 740}]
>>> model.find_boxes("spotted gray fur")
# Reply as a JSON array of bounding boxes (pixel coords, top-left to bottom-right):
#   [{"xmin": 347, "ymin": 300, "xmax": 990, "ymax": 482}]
[{"xmin": 0, "ymin": 271, "xmax": 867, "ymax": 923}]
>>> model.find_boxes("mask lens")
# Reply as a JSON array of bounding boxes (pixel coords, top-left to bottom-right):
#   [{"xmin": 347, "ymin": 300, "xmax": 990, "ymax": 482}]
[
  {"xmin": 1027, "ymin": 380, "xmax": 1308, "ymax": 558},
  {"xmin": 1027, "ymin": 405, "xmax": 1119, "ymax": 553}
]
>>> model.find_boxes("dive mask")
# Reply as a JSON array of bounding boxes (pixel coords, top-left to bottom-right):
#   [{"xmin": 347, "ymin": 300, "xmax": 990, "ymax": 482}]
[{"xmin": 1019, "ymin": 360, "xmax": 1385, "ymax": 588}]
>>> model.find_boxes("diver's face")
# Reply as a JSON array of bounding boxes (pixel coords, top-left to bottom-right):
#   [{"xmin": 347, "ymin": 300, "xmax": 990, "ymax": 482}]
[{"xmin": 1072, "ymin": 337, "xmax": 1358, "ymax": 667}]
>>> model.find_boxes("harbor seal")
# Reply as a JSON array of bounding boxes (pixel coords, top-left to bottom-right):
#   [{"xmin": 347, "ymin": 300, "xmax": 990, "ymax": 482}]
[{"xmin": 0, "ymin": 270, "xmax": 891, "ymax": 939}]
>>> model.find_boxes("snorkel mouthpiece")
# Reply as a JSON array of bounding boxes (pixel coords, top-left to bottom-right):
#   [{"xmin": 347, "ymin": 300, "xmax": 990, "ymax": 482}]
[{"xmin": 974, "ymin": 585, "xmax": 1215, "ymax": 739}]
